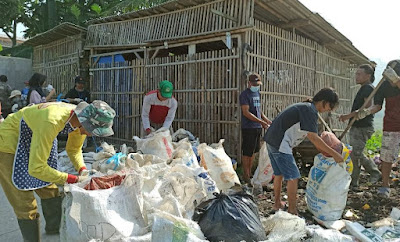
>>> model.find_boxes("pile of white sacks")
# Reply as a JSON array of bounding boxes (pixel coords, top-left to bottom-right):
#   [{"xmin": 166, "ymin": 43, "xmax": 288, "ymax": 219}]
[{"xmin": 58, "ymin": 128, "xmax": 241, "ymax": 242}]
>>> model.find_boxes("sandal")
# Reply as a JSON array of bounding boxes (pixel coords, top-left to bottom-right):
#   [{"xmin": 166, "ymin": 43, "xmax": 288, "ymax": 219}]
[{"xmin": 378, "ymin": 187, "xmax": 391, "ymax": 198}]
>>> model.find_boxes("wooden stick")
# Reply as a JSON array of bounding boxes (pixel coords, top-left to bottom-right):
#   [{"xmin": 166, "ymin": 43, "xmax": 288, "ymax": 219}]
[
  {"xmin": 338, "ymin": 76, "xmax": 386, "ymax": 140},
  {"xmin": 318, "ymin": 113, "xmax": 332, "ymax": 133}
]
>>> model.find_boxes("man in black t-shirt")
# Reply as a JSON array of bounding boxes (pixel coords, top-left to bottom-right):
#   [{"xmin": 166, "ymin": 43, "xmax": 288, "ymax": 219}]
[
  {"xmin": 339, "ymin": 64, "xmax": 381, "ymax": 189},
  {"xmin": 65, "ymin": 76, "xmax": 90, "ymax": 104},
  {"xmin": 357, "ymin": 60, "xmax": 400, "ymax": 198}
]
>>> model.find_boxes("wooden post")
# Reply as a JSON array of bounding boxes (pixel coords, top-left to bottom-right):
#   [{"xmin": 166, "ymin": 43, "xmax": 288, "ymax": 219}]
[{"xmin": 188, "ymin": 44, "xmax": 196, "ymax": 123}]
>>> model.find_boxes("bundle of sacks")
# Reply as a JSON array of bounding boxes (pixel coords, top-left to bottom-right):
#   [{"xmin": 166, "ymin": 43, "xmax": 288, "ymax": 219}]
[
  {"xmin": 305, "ymin": 131, "xmax": 353, "ymax": 221},
  {"xmin": 61, "ymin": 128, "xmax": 242, "ymax": 242}
]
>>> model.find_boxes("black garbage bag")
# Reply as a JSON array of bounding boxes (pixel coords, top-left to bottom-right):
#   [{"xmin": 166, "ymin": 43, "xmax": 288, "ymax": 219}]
[{"xmin": 193, "ymin": 191, "xmax": 267, "ymax": 242}]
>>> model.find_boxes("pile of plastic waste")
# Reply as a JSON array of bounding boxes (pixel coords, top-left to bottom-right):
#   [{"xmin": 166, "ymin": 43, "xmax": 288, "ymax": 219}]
[
  {"xmin": 58, "ymin": 128, "xmax": 268, "ymax": 242},
  {"xmin": 58, "ymin": 128, "xmax": 400, "ymax": 242}
]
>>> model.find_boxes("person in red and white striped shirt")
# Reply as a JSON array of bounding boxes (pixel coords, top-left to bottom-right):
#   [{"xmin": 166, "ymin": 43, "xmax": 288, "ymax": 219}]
[{"xmin": 141, "ymin": 80, "xmax": 177, "ymax": 136}]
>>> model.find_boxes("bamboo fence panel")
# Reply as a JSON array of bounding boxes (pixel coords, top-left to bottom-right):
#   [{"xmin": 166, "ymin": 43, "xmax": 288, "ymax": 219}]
[
  {"xmin": 32, "ymin": 34, "xmax": 85, "ymax": 95},
  {"xmin": 90, "ymin": 43, "xmax": 241, "ymax": 158},
  {"xmin": 86, "ymin": 0, "xmax": 253, "ymax": 48},
  {"xmin": 90, "ymin": 57, "xmax": 145, "ymax": 146},
  {"xmin": 145, "ymin": 46, "xmax": 241, "ymax": 158},
  {"xmin": 247, "ymin": 20, "xmax": 355, "ymax": 139}
]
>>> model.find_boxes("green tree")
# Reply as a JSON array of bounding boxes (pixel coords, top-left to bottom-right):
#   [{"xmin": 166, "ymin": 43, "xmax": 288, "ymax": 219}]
[
  {"xmin": 104, "ymin": 0, "xmax": 170, "ymax": 15},
  {"xmin": 0, "ymin": 0, "xmax": 26, "ymax": 46},
  {"xmin": 3, "ymin": 0, "xmax": 171, "ymax": 40}
]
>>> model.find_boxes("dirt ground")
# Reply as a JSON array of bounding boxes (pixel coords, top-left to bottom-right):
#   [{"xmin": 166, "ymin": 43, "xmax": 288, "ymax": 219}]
[{"xmin": 253, "ymin": 162, "xmax": 400, "ymax": 226}]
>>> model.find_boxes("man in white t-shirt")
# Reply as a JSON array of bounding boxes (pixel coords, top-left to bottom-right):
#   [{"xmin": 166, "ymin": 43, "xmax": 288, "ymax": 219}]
[{"xmin": 141, "ymin": 80, "xmax": 177, "ymax": 136}]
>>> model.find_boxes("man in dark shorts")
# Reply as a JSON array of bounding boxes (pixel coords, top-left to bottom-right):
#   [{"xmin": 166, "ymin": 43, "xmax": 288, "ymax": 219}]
[
  {"xmin": 357, "ymin": 60, "xmax": 400, "ymax": 198},
  {"xmin": 239, "ymin": 73, "xmax": 271, "ymax": 183}
]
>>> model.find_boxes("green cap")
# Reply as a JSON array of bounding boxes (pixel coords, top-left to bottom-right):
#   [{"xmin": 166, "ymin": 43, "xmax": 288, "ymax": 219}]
[
  {"xmin": 74, "ymin": 100, "xmax": 116, "ymax": 137},
  {"xmin": 159, "ymin": 80, "xmax": 173, "ymax": 98}
]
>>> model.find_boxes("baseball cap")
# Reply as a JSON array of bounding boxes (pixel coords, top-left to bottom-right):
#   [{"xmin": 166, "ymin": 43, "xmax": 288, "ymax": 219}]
[
  {"xmin": 9, "ymin": 90, "xmax": 22, "ymax": 99},
  {"xmin": 249, "ymin": 73, "xmax": 262, "ymax": 85},
  {"xmin": 75, "ymin": 76, "xmax": 85, "ymax": 84},
  {"xmin": 74, "ymin": 100, "xmax": 116, "ymax": 137},
  {"xmin": 159, "ymin": 80, "xmax": 173, "ymax": 98}
]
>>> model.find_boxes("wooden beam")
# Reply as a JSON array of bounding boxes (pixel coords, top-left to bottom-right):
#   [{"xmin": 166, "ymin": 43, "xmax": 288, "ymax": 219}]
[
  {"xmin": 133, "ymin": 51, "xmax": 142, "ymax": 59},
  {"xmin": 151, "ymin": 49, "xmax": 160, "ymax": 59},
  {"xmin": 174, "ymin": 2, "xmax": 185, "ymax": 9},
  {"xmin": 256, "ymin": 0, "xmax": 289, "ymax": 22},
  {"xmin": 211, "ymin": 9, "xmax": 238, "ymax": 22},
  {"xmin": 322, "ymin": 39, "xmax": 352, "ymax": 46},
  {"xmin": 158, "ymin": 6, "xmax": 170, "ymax": 13},
  {"xmin": 341, "ymin": 55, "xmax": 356, "ymax": 59},
  {"xmin": 279, "ymin": 19, "xmax": 311, "ymax": 29}
]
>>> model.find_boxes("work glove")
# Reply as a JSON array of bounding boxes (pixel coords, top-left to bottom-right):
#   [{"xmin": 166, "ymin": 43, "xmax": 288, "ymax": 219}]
[
  {"xmin": 73, "ymin": 98, "xmax": 83, "ymax": 103},
  {"xmin": 77, "ymin": 175, "xmax": 90, "ymax": 183},
  {"xmin": 356, "ymin": 108, "xmax": 371, "ymax": 120},
  {"xmin": 383, "ymin": 66, "xmax": 400, "ymax": 84},
  {"xmin": 145, "ymin": 128, "xmax": 152, "ymax": 135},
  {"xmin": 80, "ymin": 169, "xmax": 89, "ymax": 176}
]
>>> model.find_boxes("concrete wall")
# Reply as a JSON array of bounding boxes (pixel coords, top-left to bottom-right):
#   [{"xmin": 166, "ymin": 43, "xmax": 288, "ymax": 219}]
[{"xmin": 0, "ymin": 56, "xmax": 32, "ymax": 91}]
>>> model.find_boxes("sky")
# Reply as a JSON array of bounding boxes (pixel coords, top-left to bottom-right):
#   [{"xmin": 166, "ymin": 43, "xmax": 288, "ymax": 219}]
[{"xmin": 299, "ymin": 0, "xmax": 400, "ymax": 64}]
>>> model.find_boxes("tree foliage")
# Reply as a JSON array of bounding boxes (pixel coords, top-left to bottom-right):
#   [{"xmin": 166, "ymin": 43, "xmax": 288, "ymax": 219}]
[
  {"xmin": 1, "ymin": 0, "xmax": 171, "ymax": 42},
  {"xmin": 0, "ymin": 0, "xmax": 26, "ymax": 46}
]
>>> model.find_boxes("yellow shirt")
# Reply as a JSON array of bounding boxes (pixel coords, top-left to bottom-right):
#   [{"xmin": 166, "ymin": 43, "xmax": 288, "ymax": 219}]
[{"xmin": 0, "ymin": 102, "xmax": 86, "ymax": 184}]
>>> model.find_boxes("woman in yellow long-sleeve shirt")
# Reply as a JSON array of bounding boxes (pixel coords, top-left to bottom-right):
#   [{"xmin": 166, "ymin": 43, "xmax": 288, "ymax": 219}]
[{"xmin": 0, "ymin": 100, "xmax": 115, "ymax": 242}]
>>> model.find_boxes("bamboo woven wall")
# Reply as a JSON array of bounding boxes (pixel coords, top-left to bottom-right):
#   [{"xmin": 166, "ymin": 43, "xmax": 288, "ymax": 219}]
[
  {"xmin": 32, "ymin": 34, "xmax": 85, "ymax": 95},
  {"xmin": 86, "ymin": 0, "xmax": 253, "ymax": 48},
  {"xmin": 90, "ymin": 40, "xmax": 241, "ymax": 158},
  {"xmin": 246, "ymin": 20, "xmax": 355, "ymax": 138}
]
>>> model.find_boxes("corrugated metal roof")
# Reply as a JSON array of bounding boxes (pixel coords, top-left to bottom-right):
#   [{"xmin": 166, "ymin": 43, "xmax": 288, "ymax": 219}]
[
  {"xmin": 23, "ymin": 22, "xmax": 87, "ymax": 47},
  {"xmin": 87, "ymin": 0, "xmax": 369, "ymax": 64}
]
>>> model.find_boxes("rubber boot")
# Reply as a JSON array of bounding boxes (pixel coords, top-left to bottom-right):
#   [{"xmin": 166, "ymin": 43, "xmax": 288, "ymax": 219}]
[
  {"xmin": 17, "ymin": 217, "xmax": 40, "ymax": 242},
  {"xmin": 41, "ymin": 196, "xmax": 62, "ymax": 234},
  {"xmin": 360, "ymin": 157, "xmax": 382, "ymax": 184}
]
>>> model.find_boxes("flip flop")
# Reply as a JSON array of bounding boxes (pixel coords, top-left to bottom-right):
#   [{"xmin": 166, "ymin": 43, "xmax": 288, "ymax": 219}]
[{"xmin": 378, "ymin": 187, "xmax": 390, "ymax": 198}]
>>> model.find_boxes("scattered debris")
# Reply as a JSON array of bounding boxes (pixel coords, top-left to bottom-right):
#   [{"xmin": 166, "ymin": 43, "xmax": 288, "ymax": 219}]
[{"xmin": 262, "ymin": 211, "xmax": 306, "ymax": 242}]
